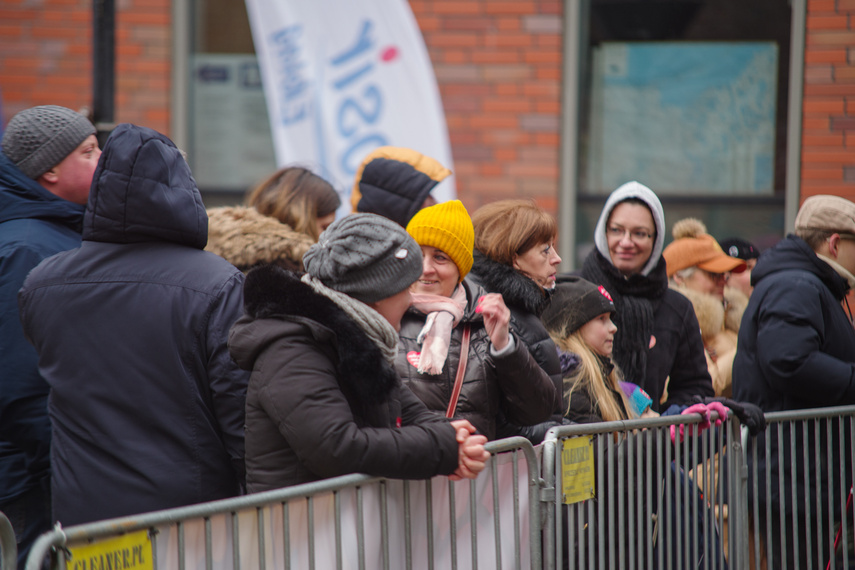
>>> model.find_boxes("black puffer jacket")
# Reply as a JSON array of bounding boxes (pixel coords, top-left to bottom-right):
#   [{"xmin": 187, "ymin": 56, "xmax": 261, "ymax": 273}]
[
  {"xmin": 229, "ymin": 266, "xmax": 460, "ymax": 492},
  {"xmin": 468, "ymin": 251, "xmax": 563, "ymax": 410},
  {"xmin": 734, "ymin": 235, "xmax": 855, "ymax": 527},
  {"xmin": 396, "ymin": 278, "xmax": 556, "ymax": 440}
]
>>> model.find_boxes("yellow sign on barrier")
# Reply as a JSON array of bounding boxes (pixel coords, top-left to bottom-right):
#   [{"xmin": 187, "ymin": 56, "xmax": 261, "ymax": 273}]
[
  {"xmin": 67, "ymin": 530, "xmax": 153, "ymax": 570},
  {"xmin": 561, "ymin": 436, "xmax": 595, "ymax": 505}
]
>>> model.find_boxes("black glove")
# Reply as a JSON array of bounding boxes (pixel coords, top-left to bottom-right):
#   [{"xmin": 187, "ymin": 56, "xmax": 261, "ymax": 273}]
[{"xmin": 692, "ymin": 395, "xmax": 767, "ymax": 436}]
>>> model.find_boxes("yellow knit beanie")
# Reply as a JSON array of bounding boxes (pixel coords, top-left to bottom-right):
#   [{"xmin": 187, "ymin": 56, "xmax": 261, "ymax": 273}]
[{"xmin": 406, "ymin": 200, "xmax": 474, "ymax": 279}]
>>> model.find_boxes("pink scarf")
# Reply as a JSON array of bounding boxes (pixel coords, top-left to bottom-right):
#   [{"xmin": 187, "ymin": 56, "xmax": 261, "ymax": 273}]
[{"xmin": 410, "ymin": 285, "xmax": 467, "ymax": 375}]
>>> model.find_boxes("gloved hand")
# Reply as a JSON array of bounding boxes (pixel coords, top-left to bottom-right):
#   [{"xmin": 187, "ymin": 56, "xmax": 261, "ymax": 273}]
[
  {"xmin": 691, "ymin": 396, "xmax": 767, "ymax": 436},
  {"xmin": 670, "ymin": 402, "xmax": 729, "ymax": 443}
]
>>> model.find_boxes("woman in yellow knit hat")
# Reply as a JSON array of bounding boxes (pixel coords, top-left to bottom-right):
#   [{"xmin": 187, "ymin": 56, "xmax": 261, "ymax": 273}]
[{"xmin": 396, "ymin": 200, "xmax": 557, "ymax": 440}]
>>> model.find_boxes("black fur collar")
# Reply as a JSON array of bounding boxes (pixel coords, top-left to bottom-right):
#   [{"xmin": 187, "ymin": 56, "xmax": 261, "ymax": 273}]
[
  {"xmin": 242, "ymin": 265, "xmax": 398, "ymax": 410},
  {"xmin": 469, "ymin": 250, "xmax": 551, "ymax": 316}
]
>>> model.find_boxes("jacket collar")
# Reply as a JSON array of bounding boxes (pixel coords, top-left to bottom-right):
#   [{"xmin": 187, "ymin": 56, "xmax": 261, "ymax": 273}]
[
  {"xmin": 241, "ymin": 265, "xmax": 399, "ymax": 407},
  {"xmin": 469, "ymin": 250, "xmax": 552, "ymax": 316}
]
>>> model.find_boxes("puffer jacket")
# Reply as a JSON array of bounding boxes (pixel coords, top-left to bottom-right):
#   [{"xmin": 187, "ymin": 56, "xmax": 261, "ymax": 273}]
[
  {"xmin": 396, "ymin": 278, "xmax": 556, "ymax": 440},
  {"xmin": 18, "ymin": 124, "xmax": 248, "ymax": 526},
  {"xmin": 468, "ymin": 251, "xmax": 563, "ymax": 410},
  {"xmin": 0, "ymin": 151, "xmax": 84, "ymax": 504},
  {"xmin": 229, "ymin": 265, "xmax": 460, "ymax": 492}
]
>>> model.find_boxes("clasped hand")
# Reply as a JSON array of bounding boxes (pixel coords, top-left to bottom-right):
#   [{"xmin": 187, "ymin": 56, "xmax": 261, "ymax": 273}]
[{"xmin": 448, "ymin": 419, "xmax": 490, "ymax": 481}]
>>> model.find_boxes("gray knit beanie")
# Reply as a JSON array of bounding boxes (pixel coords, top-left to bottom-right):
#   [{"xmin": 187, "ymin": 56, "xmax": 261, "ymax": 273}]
[
  {"xmin": 1, "ymin": 105, "xmax": 96, "ymax": 179},
  {"xmin": 303, "ymin": 213, "xmax": 422, "ymax": 303}
]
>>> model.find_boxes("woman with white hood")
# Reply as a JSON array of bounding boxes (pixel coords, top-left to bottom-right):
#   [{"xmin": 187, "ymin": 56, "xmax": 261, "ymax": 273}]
[{"xmin": 578, "ymin": 181, "xmax": 714, "ymax": 412}]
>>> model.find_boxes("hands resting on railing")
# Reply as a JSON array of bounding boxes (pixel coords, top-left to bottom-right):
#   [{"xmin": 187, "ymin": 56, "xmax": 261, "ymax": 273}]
[
  {"xmin": 665, "ymin": 396, "xmax": 767, "ymax": 443},
  {"xmin": 448, "ymin": 419, "xmax": 490, "ymax": 481}
]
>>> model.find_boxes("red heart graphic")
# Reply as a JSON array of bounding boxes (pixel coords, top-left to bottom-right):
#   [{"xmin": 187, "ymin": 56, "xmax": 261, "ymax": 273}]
[{"xmin": 406, "ymin": 351, "xmax": 421, "ymax": 368}]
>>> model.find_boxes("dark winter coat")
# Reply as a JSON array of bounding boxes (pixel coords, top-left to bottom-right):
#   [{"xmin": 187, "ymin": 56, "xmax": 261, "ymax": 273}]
[
  {"xmin": 229, "ymin": 265, "xmax": 460, "ymax": 492},
  {"xmin": 579, "ymin": 252, "xmax": 714, "ymax": 411},
  {"xmin": 0, "ymin": 151, "xmax": 84, "ymax": 504},
  {"xmin": 18, "ymin": 124, "xmax": 248, "ymax": 526},
  {"xmin": 396, "ymin": 278, "xmax": 556, "ymax": 440},
  {"xmin": 468, "ymin": 251, "xmax": 563, "ymax": 409},
  {"xmin": 733, "ymin": 234, "xmax": 855, "ymax": 524}
]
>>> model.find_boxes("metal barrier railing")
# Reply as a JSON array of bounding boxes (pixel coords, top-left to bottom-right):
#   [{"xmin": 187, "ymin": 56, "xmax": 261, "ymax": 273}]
[
  {"xmin": 744, "ymin": 405, "xmax": 855, "ymax": 570},
  {"xmin": 541, "ymin": 412, "xmax": 742, "ymax": 570},
  {"xmin": 0, "ymin": 511, "xmax": 17, "ymax": 570},
  {"xmin": 24, "ymin": 437, "xmax": 539, "ymax": 570},
  {"xmin": 16, "ymin": 406, "xmax": 855, "ymax": 570}
]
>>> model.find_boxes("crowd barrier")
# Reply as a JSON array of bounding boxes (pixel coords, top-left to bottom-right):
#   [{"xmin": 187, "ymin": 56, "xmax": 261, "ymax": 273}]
[
  {"xmin": 21, "ymin": 437, "xmax": 540, "ymax": 570},
  {"xmin": 541, "ymin": 413, "xmax": 741, "ymax": 570},
  {"xmin": 10, "ymin": 407, "xmax": 855, "ymax": 570}
]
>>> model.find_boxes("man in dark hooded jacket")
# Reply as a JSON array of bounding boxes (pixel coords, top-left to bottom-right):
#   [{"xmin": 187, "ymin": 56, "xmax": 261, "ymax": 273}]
[
  {"xmin": 0, "ymin": 105, "xmax": 100, "ymax": 567},
  {"xmin": 734, "ymin": 194, "xmax": 855, "ymax": 569},
  {"xmin": 18, "ymin": 124, "xmax": 248, "ymax": 527}
]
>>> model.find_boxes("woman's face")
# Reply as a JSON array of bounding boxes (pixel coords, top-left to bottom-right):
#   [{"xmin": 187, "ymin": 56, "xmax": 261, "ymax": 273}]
[
  {"xmin": 513, "ymin": 241, "xmax": 561, "ymax": 289},
  {"xmin": 412, "ymin": 246, "xmax": 460, "ymax": 298},
  {"xmin": 579, "ymin": 312, "xmax": 618, "ymax": 357},
  {"xmin": 606, "ymin": 202, "xmax": 656, "ymax": 276},
  {"xmin": 315, "ymin": 212, "xmax": 337, "ymax": 237}
]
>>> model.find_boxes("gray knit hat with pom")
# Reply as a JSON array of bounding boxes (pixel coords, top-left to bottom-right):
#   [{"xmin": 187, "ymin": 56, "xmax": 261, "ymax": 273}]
[
  {"xmin": 303, "ymin": 213, "xmax": 422, "ymax": 303},
  {"xmin": 2, "ymin": 105, "xmax": 96, "ymax": 179}
]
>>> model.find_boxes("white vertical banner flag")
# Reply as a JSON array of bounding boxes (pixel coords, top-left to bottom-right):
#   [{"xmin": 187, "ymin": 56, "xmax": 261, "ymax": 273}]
[{"xmin": 245, "ymin": 0, "xmax": 456, "ymax": 213}]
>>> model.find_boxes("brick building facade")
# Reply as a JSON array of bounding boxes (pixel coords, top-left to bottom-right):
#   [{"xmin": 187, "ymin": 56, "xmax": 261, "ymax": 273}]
[{"xmin": 1, "ymin": 0, "xmax": 852, "ymax": 223}]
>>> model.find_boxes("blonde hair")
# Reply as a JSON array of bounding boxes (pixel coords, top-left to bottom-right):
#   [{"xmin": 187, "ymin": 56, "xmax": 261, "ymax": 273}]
[
  {"xmin": 471, "ymin": 199, "xmax": 557, "ymax": 265},
  {"xmin": 246, "ymin": 167, "xmax": 340, "ymax": 241},
  {"xmin": 552, "ymin": 329, "xmax": 633, "ymax": 422}
]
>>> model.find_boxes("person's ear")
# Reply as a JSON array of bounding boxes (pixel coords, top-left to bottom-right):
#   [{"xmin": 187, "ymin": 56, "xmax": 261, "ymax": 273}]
[
  {"xmin": 829, "ymin": 234, "xmax": 842, "ymax": 258},
  {"xmin": 39, "ymin": 168, "xmax": 59, "ymax": 185},
  {"xmin": 512, "ymin": 255, "xmax": 521, "ymax": 270}
]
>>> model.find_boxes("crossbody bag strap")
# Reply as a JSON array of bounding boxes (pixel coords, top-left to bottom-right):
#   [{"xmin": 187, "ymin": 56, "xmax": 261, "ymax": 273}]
[{"xmin": 446, "ymin": 324, "xmax": 471, "ymax": 418}]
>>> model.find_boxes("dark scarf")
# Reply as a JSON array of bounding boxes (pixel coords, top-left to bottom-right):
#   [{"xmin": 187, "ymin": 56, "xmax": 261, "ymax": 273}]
[
  {"xmin": 470, "ymin": 250, "xmax": 553, "ymax": 316},
  {"xmin": 581, "ymin": 250, "xmax": 668, "ymax": 385}
]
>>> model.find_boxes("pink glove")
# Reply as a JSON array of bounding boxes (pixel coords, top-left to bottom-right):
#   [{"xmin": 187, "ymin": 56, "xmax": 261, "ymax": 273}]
[{"xmin": 670, "ymin": 403, "xmax": 729, "ymax": 443}]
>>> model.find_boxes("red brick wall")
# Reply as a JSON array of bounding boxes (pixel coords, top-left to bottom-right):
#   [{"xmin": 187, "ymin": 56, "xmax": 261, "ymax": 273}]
[
  {"xmin": 409, "ymin": 0, "xmax": 564, "ymax": 216},
  {"xmin": 803, "ymin": 0, "xmax": 855, "ymax": 200},
  {"xmin": 0, "ymin": 0, "xmax": 171, "ymax": 135}
]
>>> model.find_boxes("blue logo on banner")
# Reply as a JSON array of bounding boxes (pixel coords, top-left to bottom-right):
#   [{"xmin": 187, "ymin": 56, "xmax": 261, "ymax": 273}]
[
  {"xmin": 271, "ymin": 25, "xmax": 311, "ymax": 125},
  {"xmin": 329, "ymin": 20, "xmax": 391, "ymax": 178}
]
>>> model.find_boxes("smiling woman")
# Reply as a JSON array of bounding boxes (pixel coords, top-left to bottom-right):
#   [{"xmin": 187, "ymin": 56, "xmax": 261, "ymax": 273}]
[
  {"xmin": 579, "ymin": 181, "xmax": 714, "ymax": 411},
  {"xmin": 396, "ymin": 200, "xmax": 557, "ymax": 441}
]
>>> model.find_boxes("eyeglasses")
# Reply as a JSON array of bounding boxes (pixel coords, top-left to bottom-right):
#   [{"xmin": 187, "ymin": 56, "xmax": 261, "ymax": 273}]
[{"xmin": 607, "ymin": 226, "xmax": 654, "ymax": 243}]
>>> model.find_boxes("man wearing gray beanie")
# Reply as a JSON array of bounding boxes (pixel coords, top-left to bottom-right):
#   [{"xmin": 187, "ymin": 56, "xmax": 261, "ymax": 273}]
[
  {"xmin": 229, "ymin": 213, "xmax": 491, "ymax": 491},
  {"xmin": 0, "ymin": 105, "xmax": 99, "ymax": 568}
]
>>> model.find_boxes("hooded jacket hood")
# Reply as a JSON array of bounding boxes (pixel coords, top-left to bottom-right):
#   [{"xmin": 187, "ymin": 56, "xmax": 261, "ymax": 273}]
[
  {"xmin": 751, "ymin": 234, "xmax": 849, "ymax": 301},
  {"xmin": 350, "ymin": 146, "xmax": 451, "ymax": 227},
  {"xmin": 593, "ymin": 181, "xmax": 666, "ymax": 277},
  {"xmin": 0, "ymin": 151, "xmax": 85, "ymax": 229},
  {"xmin": 83, "ymin": 124, "xmax": 207, "ymax": 248}
]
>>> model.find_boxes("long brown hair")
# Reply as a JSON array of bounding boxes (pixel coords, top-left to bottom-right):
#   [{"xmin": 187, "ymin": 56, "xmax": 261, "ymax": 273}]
[
  {"xmin": 246, "ymin": 167, "xmax": 340, "ymax": 241},
  {"xmin": 472, "ymin": 199, "xmax": 557, "ymax": 265}
]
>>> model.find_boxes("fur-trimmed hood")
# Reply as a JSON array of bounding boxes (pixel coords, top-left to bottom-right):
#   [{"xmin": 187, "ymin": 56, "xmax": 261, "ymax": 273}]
[
  {"xmin": 229, "ymin": 265, "xmax": 398, "ymax": 409},
  {"xmin": 670, "ymin": 283, "xmax": 747, "ymax": 342},
  {"xmin": 469, "ymin": 249, "xmax": 552, "ymax": 316},
  {"xmin": 205, "ymin": 206, "xmax": 313, "ymax": 273}
]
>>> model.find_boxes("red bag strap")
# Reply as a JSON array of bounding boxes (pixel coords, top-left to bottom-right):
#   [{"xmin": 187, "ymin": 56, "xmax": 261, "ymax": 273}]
[{"xmin": 446, "ymin": 324, "xmax": 471, "ymax": 418}]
